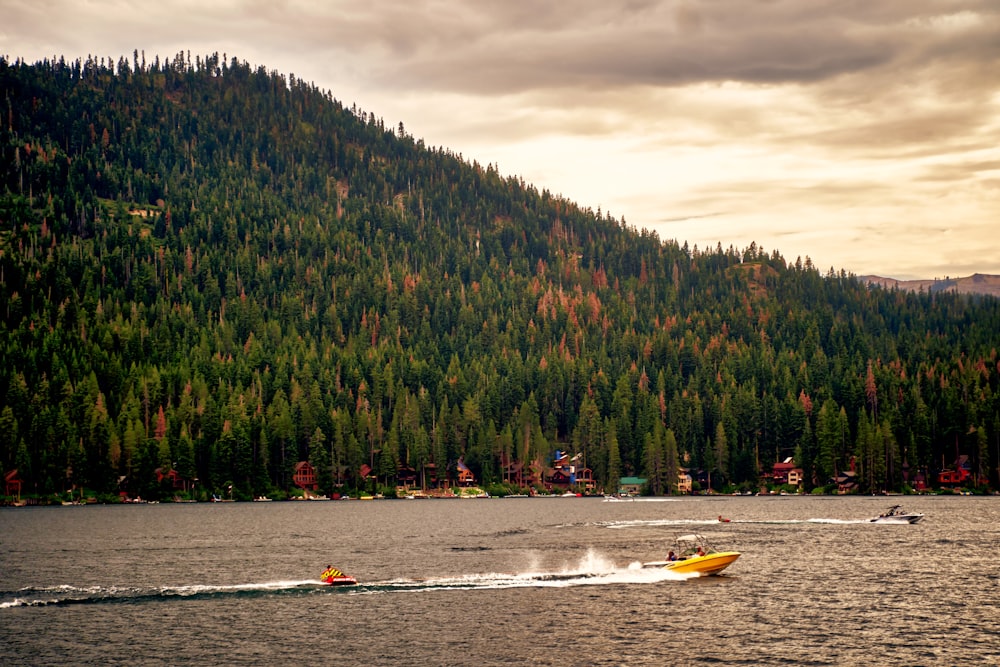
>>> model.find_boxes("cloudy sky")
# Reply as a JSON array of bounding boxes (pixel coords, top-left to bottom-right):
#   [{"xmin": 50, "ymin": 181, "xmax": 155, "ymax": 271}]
[{"xmin": 3, "ymin": 1, "xmax": 999, "ymax": 279}]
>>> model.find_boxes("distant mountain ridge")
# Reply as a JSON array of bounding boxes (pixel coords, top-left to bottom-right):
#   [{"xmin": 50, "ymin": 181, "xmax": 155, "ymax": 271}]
[{"xmin": 861, "ymin": 273, "xmax": 1000, "ymax": 297}]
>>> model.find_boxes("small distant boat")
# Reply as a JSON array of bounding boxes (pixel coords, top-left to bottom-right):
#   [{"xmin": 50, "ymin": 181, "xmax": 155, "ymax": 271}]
[
  {"xmin": 644, "ymin": 534, "xmax": 741, "ymax": 576},
  {"xmin": 253, "ymin": 496, "xmax": 272, "ymax": 502},
  {"xmin": 869, "ymin": 505, "xmax": 924, "ymax": 524},
  {"xmin": 603, "ymin": 493, "xmax": 634, "ymax": 502},
  {"xmin": 320, "ymin": 566, "xmax": 357, "ymax": 586},
  {"xmin": 718, "ymin": 515, "xmax": 731, "ymax": 523}
]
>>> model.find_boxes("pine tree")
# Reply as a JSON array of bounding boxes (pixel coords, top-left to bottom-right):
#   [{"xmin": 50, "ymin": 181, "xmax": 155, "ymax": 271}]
[
  {"xmin": 605, "ymin": 418, "xmax": 621, "ymax": 494},
  {"xmin": 308, "ymin": 427, "xmax": 330, "ymax": 493}
]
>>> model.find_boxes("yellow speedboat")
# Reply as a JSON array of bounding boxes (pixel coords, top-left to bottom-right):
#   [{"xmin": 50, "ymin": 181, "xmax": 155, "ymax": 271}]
[{"xmin": 652, "ymin": 534, "xmax": 741, "ymax": 576}]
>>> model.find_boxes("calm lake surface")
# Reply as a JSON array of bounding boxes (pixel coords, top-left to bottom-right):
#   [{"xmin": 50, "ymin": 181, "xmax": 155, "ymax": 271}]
[{"xmin": 2, "ymin": 495, "xmax": 999, "ymax": 666}]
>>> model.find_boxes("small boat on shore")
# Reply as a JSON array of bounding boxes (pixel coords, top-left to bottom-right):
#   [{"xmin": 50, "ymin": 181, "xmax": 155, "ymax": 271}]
[
  {"xmin": 869, "ymin": 505, "xmax": 924, "ymax": 524},
  {"xmin": 644, "ymin": 534, "xmax": 741, "ymax": 576}
]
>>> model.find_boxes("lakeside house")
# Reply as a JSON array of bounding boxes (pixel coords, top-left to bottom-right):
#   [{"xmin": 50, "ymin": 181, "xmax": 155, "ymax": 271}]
[
  {"xmin": 397, "ymin": 464, "xmax": 417, "ymax": 489},
  {"xmin": 545, "ymin": 450, "xmax": 595, "ymax": 493},
  {"xmin": 903, "ymin": 462, "xmax": 927, "ymax": 492},
  {"xmin": 771, "ymin": 458, "xmax": 804, "ymax": 488},
  {"xmin": 455, "ymin": 458, "xmax": 476, "ymax": 487},
  {"xmin": 500, "ymin": 454, "xmax": 543, "ymax": 489},
  {"xmin": 834, "ymin": 470, "xmax": 858, "ymax": 494},
  {"xmin": 618, "ymin": 476, "xmax": 646, "ymax": 495},
  {"xmin": 936, "ymin": 454, "xmax": 987, "ymax": 487},
  {"xmin": 4, "ymin": 469, "xmax": 23, "ymax": 499},
  {"xmin": 617, "ymin": 470, "xmax": 694, "ymax": 496},
  {"xmin": 676, "ymin": 469, "xmax": 693, "ymax": 494},
  {"xmin": 293, "ymin": 461, "xmax": 318, "ymax": 491},
  {"xmin": 155, "ymin": 467, "xmax": 189, "ymax": 492}
]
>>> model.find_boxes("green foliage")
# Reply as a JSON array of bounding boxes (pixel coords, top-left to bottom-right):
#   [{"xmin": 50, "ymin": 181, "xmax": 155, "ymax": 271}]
[{"xmin": 1, "ymin": 54, "xmax": 999, "ymax": 501}]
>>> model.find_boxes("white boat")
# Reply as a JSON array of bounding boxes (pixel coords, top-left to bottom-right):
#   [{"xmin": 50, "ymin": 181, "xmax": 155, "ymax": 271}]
[{"xmin": 869, "ymin": 505, "xmax": 924, "ymax": 524}]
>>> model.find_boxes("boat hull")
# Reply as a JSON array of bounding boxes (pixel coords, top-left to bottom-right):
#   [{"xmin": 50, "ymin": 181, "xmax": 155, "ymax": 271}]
[
  {"xmin": 870, "ymin": 506, "xmax": 924, "ymax": 524},
  {"xmin": 870, "ymin": 514, "xmax": 923, "ymax": 524},
  {"xmin": 664, "ymin": 551, "xmax": 741, "ymax": 576},
  {"xmin": 325, "ymin": 576, "xmax": 358, "ymax": 586}
]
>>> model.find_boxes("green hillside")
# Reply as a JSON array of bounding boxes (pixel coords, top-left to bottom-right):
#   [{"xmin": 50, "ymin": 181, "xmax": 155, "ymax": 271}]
[{"xmin": 2, "ymin": 53, "xmax": 998, "ymax": 501}]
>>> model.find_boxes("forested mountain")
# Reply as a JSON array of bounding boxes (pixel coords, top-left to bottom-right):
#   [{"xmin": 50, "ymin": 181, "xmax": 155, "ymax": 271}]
[{"xmin": 2, "ymin": 53, "xmax": 999, "ymax": 501}]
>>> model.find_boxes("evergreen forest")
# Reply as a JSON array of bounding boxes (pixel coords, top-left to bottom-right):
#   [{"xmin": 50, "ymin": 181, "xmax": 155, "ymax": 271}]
[{"xmin": 2, "ymin": 53, "xmax": 999, "ymax": 502}]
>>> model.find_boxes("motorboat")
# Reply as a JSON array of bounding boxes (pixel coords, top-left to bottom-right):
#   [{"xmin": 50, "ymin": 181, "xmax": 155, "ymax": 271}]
[
  {"xmin": 644, "ymin": 534, "xmax": 741, "ymax": 576},
  {"xmin": 869, "ymin": 505, "xmax": 924, "ymax": 524},
  {"xmin": 321, "ymin": 566, "xmax": 358, "ymax": 586}
]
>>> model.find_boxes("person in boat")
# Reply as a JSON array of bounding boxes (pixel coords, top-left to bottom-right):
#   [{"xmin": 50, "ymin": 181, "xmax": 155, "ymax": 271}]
[
  {"xmin": 320, "ymin": 565, "xmax": 341, "ymax": 582},
  {"xmin": 695, "ymin": 546, "xmax": 706, "ymax": 557},
  {"xmin": 667, "ymin": 550, "xmax": 677, "ymax": 561}
]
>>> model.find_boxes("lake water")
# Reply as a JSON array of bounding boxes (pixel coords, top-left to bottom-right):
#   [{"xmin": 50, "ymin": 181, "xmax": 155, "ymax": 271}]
[{"xmin": 2, "ymin": 495, "xmax": 998, "ymax": 666}]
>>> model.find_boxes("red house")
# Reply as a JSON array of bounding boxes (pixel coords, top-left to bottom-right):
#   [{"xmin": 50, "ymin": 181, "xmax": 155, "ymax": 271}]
[
  {"xmin": 4, "ymin": 469, "xmax": 23, "ymax": 498},
  {"xmin": 545, "ymin": 450, "xmax": 594, "ymax": 492},
  {"xmin": 936, "ymin": 455, "xmax": 989, "ymax": 488},
  {"xmin": 499, "ymin": 454, "xmax": 544, "ymax": 490},
  {"xmin": 574, "ymin": 465, "xmax": 596, "ymax": 493},
  {"xmin": 455, "ymin": 459, "xmax": 476, "ymax": 487},
  {"xmin": 155, "ymin": 467, "xmax": 188, "ymax": 491},
  {"xmin": 501, "ymin": 454, "xmax": 525, "ymax": 487},
  {"xmin": 396, "ymin": 464, "xmax": 417, "ymax": 489},
  {"xmin": 547, "ymin": 468, "xmax": 572, "ymax": 488},
  {"xmin": 293, "ymin": 461, "xmax": 318, "ymax": 490}
]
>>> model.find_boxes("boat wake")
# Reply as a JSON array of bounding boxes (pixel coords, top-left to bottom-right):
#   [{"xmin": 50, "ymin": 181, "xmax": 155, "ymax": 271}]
[
  {"xmin": 601, "ymin": 518, "xmax": 872, "ymax": 529},
  {"xmin": 0, "ymin": 579, "xmax": 325, "ymax": 609},
  {"xmin": 1, "ymin": 554, "xmax": 695, "ymax": 608},
  {"xmin": 601, "ymin": 518, "xmax": 729, "ymax": 529},
  {"xmin": 372, "ymin": 554, "xmax": 694, "ymax": 593}
]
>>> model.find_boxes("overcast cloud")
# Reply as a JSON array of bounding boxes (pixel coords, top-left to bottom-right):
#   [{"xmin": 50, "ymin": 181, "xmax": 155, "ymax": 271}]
[{"xmin": 3, "ymin": 0, "xmax": 998, "ymax": 279}]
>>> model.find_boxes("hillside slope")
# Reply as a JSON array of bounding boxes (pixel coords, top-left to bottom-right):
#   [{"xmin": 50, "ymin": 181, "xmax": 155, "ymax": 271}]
[{"xmin": 2, "ymin": 54, "xmax": 999, "ymax": 501}]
